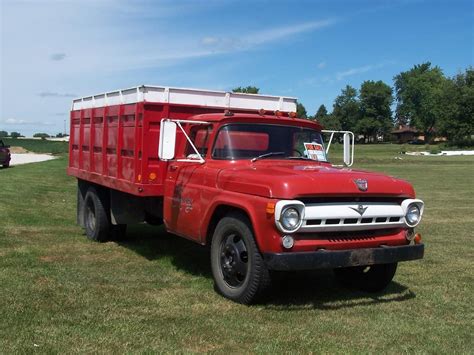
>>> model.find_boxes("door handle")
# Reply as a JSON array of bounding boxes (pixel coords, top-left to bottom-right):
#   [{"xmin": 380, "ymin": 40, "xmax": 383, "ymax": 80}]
[{"xmin": 169, "ymin": 165, "xmax": 178, "ymax": 171}]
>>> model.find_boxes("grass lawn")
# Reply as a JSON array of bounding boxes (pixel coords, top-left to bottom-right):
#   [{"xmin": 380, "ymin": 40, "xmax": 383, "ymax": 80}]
[
  {"xmin": 1, "ymin": 138, "xmax": 68, "ymax": 154},
  {"xmin": 0, "ymin": 144, "xmax": 473, "ymax": 352}
]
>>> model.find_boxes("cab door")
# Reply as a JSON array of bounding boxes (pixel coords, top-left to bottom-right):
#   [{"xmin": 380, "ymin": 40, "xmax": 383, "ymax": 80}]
[{"xmin": 163, "ymin": 125, "xmax": 213, "ymax": 241}]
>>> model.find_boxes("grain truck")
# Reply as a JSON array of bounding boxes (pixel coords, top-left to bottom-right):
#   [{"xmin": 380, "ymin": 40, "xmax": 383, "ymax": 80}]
[{"xmin": 68, "ymin": 85, "xmax": 424, "ymax": 304}]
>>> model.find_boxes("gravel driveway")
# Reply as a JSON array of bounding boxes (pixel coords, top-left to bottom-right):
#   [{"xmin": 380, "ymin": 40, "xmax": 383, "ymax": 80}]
[{"xmin": 10, "ymin": 153, "xmax": 56, "ymax": 166}]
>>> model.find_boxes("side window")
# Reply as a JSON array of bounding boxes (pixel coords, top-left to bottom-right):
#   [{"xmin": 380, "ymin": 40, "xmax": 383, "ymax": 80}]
[{"xmin": 186, "ymin": 125, "xmax": 213, "ymax": 158}]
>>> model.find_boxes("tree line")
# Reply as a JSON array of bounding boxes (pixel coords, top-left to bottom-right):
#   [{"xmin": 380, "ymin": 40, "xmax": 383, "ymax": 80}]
[{"xmin": 234, "ymin": 62, "xmax": 473, "ymax": 146}]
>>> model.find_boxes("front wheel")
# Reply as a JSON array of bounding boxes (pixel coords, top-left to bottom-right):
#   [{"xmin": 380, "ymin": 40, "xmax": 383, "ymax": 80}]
[
  {"xmin": 334, "ymin": 262, "xmax": 398, "ymax": 292},
  {"xmin": 210, "ymin": 213, "xmax": 270, "ymax": 304}
]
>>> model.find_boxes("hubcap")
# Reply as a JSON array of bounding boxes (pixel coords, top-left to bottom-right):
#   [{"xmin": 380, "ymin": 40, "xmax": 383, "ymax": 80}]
[
  {"xmin": 220, "ymin": 233, "xmax": 249, "ymax": 287},
  {"xmin": 86, "ymin": 201, "xmax": 96, "ymax": 232}
]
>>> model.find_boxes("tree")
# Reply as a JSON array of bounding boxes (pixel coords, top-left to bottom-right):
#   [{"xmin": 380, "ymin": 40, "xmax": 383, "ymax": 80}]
[
  {"xmin": 33, "ymin": 133, "xmax": 50, "ymax": 139},
  {"xmin": 10, "ymin": 132, "xmax": 22, "ymax": 138},
  {"xmin": 314, "ymin": 104, "xmax": 328, "ymax": 121},
  {"xmin": 438, "ymin": 67, "xmax": 474, "ymax": 146},
  {"xmin": 232, "ymin": 86, "xmax": 259, "ymax": 94},
  {"xmin": 332, "ymin": 85, "xmax": 360, "ymax": 132},
  {"xmin": 394, "ymin": 62, "xmax": 447, "ymax": 143},
  {"xmin": 358, "ymin": 80, "xmax": 394, "ymax": 142},
  {"xmin": 297, "ymin": 102, "xmax": 307, "ymax": 119},
  {"xmin": 0, "ymin": 131, "xmax": 8, "ymax": 138},
  {"xmin": 314, "ymin": 104, "xmax": 341, "ymax": 130}
]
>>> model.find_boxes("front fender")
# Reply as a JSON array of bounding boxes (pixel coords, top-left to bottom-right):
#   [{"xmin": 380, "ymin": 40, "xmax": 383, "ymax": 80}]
[{"xmin": 200, "ymin": 191, "xmax": 281, "ymax": 253}]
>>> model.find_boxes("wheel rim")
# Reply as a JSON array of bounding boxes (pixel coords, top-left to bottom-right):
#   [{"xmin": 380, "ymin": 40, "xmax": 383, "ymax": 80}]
[
  {"xmin": 86, "ymin": 200, "xmax": 96, "ymax": 233},
  {"xmin": 219, "ymin": 233, "xmax": 249, "ymax": 288}
]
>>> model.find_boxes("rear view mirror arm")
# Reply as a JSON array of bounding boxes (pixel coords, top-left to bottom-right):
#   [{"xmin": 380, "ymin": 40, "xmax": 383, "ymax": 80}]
[
  {"xmin": 322, "ymin": 130, "xmax": 355, "ymax": 167},
  {"xmin": 175, "ymin": 120, "xmax": 207, "ymax": 164}
]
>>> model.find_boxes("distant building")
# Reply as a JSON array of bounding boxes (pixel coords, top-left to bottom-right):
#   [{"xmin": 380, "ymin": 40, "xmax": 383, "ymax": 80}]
[{"xmin": 391, "ymin": 125, "xmax": 421, "ymax": 143}]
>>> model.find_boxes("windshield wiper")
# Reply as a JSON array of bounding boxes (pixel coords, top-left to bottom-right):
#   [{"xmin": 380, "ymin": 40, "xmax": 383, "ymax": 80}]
[
  {"xmin": 287, "ymin": 156, "xmax": 314, "ymax": 161},
  {"xmin": 251, "ymin": 152, "xmax": 286, "ymax": 162}
]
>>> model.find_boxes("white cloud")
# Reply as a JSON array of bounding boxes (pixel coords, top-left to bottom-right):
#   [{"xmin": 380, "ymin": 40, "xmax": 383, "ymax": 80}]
[
  {"xmin": 336, "ymin": 65, "xmax": 374, "ymax": 80},
  {"xmin": 335, "ymin": 61, "xmax": 395, "ymax": 81},
  {"xmin": 38, "ymin": 92, "xmax": 76, "ymax": 98},
  {"xmin": 317, "ymin": 61, "xmax": 326, "ymax": 69},
  {"xmin": 50, "ymin": 53, "xmax": 66, "ymax": 61},
  {"xmin": 198, "ymin": 19, "xmax": 336, "ymax": 55},
  {"xmin": 0, "ymin": 118, "xmax": 54, "ymax": 126}
]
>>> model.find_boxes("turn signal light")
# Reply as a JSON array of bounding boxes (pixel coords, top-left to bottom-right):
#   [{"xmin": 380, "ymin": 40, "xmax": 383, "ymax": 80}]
[
  {"xmin": 149, "ymin": 172, "xmax": 157, "ymax": 181},
  {"xmin": 414, "ymin": 233, "xmax": 422, "ymax": 244},
  {"xmin": 266, "ymin": 203, "xmax": 275, "ymax": 215}
]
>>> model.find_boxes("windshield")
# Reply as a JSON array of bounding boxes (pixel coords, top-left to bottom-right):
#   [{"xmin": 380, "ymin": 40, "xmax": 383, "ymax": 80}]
[{"xmin": 212, "ymin": 124, "xmax": 326, "ymax": 161}]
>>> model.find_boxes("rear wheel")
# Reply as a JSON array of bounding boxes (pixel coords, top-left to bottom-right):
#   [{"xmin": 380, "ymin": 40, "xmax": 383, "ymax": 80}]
[
  {"xmin": 210, "ymin": 213, "xmax": 270, "ymax": 304},
  {"xmin": 334, "ymin": 262, "xmax": 398, "ymax": 292},
  {"xmin": 2, "ymin": 162, "xmax": 9, "ymax": 168},
  {"xmin": 84, "ymin": 187, "xmax": 110, "ymax": 242}
]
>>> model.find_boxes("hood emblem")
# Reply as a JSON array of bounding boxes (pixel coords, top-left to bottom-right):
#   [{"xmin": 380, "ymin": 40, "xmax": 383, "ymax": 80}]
[
  {"xmin": 350, "ymin": 204, "xmax": 368, "ymax": 216},
  {"xmin": 354, "ymin": 178, "xmax": 368, "ymax": 191}
]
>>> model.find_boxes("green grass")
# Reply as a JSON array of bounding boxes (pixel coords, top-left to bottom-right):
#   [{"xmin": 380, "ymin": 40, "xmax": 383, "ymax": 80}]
[
  {"xmin": 2, "ymin": 138, "xmax": 68, "ymax": 154},
  {"xmin": 0, "ymin": 144, "xmax": 473, "ymax": 353}
]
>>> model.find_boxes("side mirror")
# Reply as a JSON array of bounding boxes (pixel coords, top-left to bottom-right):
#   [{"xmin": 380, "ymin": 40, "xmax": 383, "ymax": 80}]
[
  {"xmin": 158, "ymin": 120, "xmax": 177, "ymax": 160},
  {"xmin": 343, "ymin": 133, "xmax": 351, "ymax": 166}
]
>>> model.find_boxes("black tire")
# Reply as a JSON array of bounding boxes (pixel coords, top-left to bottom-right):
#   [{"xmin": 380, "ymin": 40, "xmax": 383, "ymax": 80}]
[
  {"xmin": 210, "ymin": 213, "xmax": 270, "ymax": 304},
  {"xmin": 334, "ymin": 262, "xmax": 398, "ymax": 292},
  {"xmin": 84, "ymin": 187, "xmax": 110, "ymax": 242},
  {"xmin": 2, "ymin": 163, "xmax": 9, "ymax": 168}
]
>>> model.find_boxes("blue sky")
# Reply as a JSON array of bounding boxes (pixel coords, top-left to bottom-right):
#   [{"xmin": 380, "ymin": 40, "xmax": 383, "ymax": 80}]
[{"xmin": 1, "ymin": 0, "xmax": 473, "ymax": 136}]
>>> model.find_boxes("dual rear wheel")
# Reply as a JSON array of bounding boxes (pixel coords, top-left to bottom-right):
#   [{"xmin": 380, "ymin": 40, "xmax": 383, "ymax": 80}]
[{"xmin": 83, "ymin": 187, "xmax": 127, "ymax": 242}]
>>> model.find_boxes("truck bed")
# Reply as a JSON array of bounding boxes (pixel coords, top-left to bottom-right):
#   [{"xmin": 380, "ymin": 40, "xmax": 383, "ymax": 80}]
[{"xmin": 67, "ymin": 85, "xmax": 297, "ymax": 197}]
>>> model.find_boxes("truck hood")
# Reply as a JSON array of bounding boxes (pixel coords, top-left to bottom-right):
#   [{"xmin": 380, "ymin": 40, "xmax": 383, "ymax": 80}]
[{"xmin": 216, "ymin": 162, "xmax": 415, "ymax": 199}]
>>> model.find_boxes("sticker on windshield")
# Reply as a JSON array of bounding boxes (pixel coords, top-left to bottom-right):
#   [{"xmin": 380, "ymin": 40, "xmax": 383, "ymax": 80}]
[{"xmin": 304, "ymin": 143, "xmax": 327, "ymax": 162}]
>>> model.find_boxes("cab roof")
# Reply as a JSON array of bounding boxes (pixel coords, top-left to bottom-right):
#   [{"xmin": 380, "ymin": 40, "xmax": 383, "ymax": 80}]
[{"xmin": 190, "ymin": 113, "xmax": 323, "ymax": 131}]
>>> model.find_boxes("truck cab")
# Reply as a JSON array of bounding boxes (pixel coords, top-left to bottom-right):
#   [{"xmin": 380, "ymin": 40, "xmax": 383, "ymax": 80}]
[
  {"xmin": 158, "ymin": 113, "xmax": 424, "ymax": 303},
  {"xmin": 68, "ymin": 86, "xmax": 424, "ymax": 304}
]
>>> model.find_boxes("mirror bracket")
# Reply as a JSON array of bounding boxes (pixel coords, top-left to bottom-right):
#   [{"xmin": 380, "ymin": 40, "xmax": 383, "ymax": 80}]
[
  {"xmin": 158, "ymin": 118, "xmax": 210, "ymax": 163},
  {"xmin": 321, "ymin": 130, "xmax": 355, "ymax": 167}
]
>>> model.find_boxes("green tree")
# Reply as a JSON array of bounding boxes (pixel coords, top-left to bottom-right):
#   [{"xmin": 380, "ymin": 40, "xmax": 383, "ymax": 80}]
[
  {"xmin": 439, "ymin": 67, "xmax": 474, "ymax": 146},
  {"xmin": 297, "ymin": 102, "xmax": 307, "ymax": 119},
  {"xmin": 33, "ymin": 133, "xmax": 50, "ymax": 139},
  {"xmin": 358, "ymin": 80, "xmax": 394, "ymax": 142},
  {"xmin": 332, "ymin": 85, "xmax": 360, "ymax": 132},
  {"xmin": 0, "ymin": 130, "xmax": 8, "ymax": 138},
  {"xmin": 394, "ymin": 62, "xmax": 447, "ymax": 143},
  {"xmin": 314, "ymin": 104, "xmax": 328, "ymax": 121},
  {"xmin": 10, "ymin": 132, "xmax": 22, "ymax": 138},
  {"xmin": 232, "ymin": 86, "xmax": 259, "ymax": 94},
  {"xmin": 314, "ymin": 104, "xmax": 341, "ymax": 130}
]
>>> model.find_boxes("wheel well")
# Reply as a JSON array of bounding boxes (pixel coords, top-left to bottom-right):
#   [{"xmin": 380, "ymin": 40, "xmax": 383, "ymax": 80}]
[{"xmin": 205, "ymin": 205, "xmax": 252, "ymax": 246}]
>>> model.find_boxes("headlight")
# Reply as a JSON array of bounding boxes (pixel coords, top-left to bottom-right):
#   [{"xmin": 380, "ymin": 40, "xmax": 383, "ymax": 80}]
[
  {"xmin": 281, "ymin": 207, "xmax": 301, "ymax": 231},
  {"xmin": 405, "ymin": 204, "xmax": 421, "ymax": 226}
]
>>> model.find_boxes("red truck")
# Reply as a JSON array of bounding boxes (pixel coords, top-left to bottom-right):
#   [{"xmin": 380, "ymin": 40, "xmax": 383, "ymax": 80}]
[{"xmin": 68, "ymin": 85, "xmax": 424, "ymax": 304}]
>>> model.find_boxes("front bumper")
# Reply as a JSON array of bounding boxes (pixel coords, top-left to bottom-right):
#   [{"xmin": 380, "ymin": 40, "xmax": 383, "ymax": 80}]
[{"xmin": 263, "ymin": 243, "xmax": 424, "ymax": 271}]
